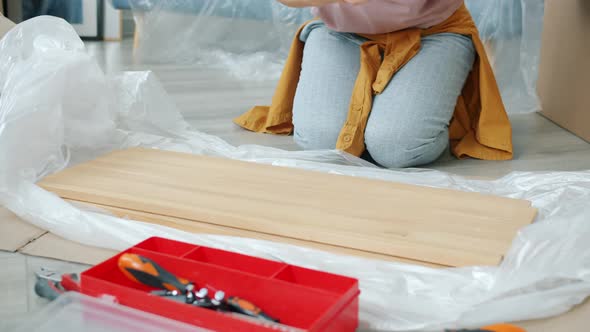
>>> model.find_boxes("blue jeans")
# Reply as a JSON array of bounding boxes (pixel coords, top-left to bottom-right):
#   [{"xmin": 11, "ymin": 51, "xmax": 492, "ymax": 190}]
[{"xmin": 292, "ymin": 22, "xmax": 476, "ymax": 168}]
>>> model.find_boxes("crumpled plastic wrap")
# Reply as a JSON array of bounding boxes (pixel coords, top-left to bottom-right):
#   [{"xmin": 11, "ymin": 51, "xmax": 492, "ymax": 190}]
[
  {"xmin": 2, "ymin": 17, "xmax": 590, "ymax": 332},
  {"xmin": 465, "ymin": 0, "xmax": 544, "ymax": 114},
  {"xmin": 129, "ymin": 0, "xmax": 543, "ymax": 113},
  {"xmin": 129, "ymin": 0, "xmax": 312, "ymax": 80}
]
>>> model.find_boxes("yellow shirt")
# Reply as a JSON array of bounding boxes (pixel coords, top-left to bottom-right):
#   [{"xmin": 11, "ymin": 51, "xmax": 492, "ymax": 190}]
[{"xmin": 234, "ymin": 4, "xmax": 513, "ymax": 161}]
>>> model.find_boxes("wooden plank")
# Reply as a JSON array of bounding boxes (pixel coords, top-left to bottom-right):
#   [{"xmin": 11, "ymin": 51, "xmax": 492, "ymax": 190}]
[
  {"xmin": 39, "ymin": 148, "xmax": 537, "ymax": 267},
  {"xmin": 68, "ymin": 199, "xmax": 446, "ymax": 268}
]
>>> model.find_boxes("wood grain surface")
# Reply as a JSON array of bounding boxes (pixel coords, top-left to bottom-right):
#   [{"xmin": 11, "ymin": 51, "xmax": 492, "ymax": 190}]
[
  {"xmin": 68, "ymin": 199, "xmax": 445, "ymax": 267},
  {"xmin": 39, "ymin": 148, "xmax": 537, "ymax": 267}
]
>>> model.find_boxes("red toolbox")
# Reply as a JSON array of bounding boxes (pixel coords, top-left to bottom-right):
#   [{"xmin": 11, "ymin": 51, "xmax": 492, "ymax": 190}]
[{"xmin": 79, "ymin": 237, "xmax": 360, "ymax": 332}]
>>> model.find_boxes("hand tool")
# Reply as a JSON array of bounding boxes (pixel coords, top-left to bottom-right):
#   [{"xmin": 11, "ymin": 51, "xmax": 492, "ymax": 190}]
[
  {"xmin": 150, "ymin": 289, "xmax": 180, "ymax": 296},
  {"xmin": 35, "ymin": 259, "xmax": 288, "ymax": 330},
  {"xmin": 34, "ymin": 267, "xmax": 81, "ymax": 301},
  {"xmin": 446, "ymin": 324, "xmax": 526, "ymax": 332},
  {"xmin": 117, "ymin": 253, "xmax": 279, "ymax": 322},
  {"xmin": 226, "ymin": 296, "xmax": 279, "ymax": 323},
  {"xmin": 211, "ymin": 290, "xmax": 225, "ymax": 307},
  {"xmin": 118, "ymin": 253, "xmax": 193, "ymax": 293},
  {"xmin": 193, "ymin": 288, "xmax": 212, "ymax": 308},
  {"xmin": 150, "ymin": 287, "xmax": 214, "ymax": 308}
]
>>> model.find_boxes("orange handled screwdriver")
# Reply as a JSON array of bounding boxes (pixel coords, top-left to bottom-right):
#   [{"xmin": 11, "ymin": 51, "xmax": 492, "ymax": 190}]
[
  {"xmin": 118, "ymin": 253, "xmax": 192, "ymax": 292},
  {"xmin": 118, "ymin": 254, "xmax": 279, "ymax": 322},
  {"xmin": 226, "ymin": 296, "xmax": 279, "ymax": 323},
  {"xmin": 447, "ymin": 324, "xmax": 526, "ymax": 332}
]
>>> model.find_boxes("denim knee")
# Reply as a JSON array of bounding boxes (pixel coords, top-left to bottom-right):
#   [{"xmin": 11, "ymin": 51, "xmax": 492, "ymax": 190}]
[
  {"xmin": 365, "ymin": 126, "xmax": 449, "ymax": 168},
  {"xmin": 294, "ymin": 122, "xmax": 342, "ymax": 150}
]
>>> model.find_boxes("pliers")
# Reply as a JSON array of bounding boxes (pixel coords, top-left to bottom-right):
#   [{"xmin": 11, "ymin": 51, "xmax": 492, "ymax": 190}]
[{"xmin": 34, "ymin": 267, "xmax": 81, "ymax": 301}]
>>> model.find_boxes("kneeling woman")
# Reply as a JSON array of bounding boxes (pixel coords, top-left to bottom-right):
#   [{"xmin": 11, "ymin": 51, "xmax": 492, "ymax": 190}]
[{"xmin": 235, "ymin": 0, "xmax": 513, "ymax": 168}]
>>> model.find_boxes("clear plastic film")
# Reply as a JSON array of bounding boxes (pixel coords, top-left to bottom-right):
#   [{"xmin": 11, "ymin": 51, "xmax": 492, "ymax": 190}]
[
  {"xmin": 11, "ymin": 292, "xmax": 210, "ymax": 332},
  {"xmin": 129, "ymin": 0, "xmax": 544, "ymax": 113},
  {"xmin": 465, "ymin": 0, "xmax": 544, "ymax": 113},
  {"xmin": 129, "ymin": 0, "xmax": 312, "ymax": 80},
  {"xmin": 2, "ymin": 17, "xmax": 590, "ymax": 332}
]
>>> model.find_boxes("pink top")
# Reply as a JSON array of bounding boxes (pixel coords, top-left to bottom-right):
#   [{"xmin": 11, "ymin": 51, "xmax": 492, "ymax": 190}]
[{"xmin": 311, "ymin": 0, "xmax": 464, "ymax": 34}]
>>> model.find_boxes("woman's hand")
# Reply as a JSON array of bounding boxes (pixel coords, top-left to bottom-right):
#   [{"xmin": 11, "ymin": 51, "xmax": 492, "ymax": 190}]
[{"xmin": 277, "ymin": 0, "xmax": 368, "ymax": 8}]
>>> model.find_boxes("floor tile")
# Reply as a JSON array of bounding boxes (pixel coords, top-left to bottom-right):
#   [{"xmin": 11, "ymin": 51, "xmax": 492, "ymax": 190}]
[
  {"xmin": 25, "ymin": 256, "xmax": 90, "ymax": 313},
  {"xmin": 0, "ymin": 254, "xmax": 28, "ymax": 318}
]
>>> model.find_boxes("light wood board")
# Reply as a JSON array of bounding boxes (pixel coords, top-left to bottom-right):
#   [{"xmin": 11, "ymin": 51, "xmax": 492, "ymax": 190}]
[
  {"xmin": 38, "ymin": 148, "xmax": 537, "ymax": 267},
  {"xmin": 67, "ymin": 199, "xmax": 444, "ymax": 268}
]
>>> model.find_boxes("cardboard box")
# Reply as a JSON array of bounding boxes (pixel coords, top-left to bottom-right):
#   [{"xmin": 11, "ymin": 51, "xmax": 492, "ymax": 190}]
[
  {"xmin": 0, "ymin": 14, "xmax": 14, "ymax": 38},
  {"xmin": 538, "ymin": 0, "xmax": 590, "ymax": 142}
]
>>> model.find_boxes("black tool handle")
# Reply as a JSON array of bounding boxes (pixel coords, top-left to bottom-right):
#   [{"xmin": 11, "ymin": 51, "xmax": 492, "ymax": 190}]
[
  {"xmin": 227, "ymin": 296, "xmax": 279, "ymax": 323},
  {"xmin": 118, "ymin": 253, "xmax": 190, "ymax": 291}
]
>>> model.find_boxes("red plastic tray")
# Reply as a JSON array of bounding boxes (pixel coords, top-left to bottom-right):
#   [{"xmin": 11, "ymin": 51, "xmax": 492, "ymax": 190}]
[{"xmin": 80, "ymin": 237, "xmax": 360, "ymax": 332}]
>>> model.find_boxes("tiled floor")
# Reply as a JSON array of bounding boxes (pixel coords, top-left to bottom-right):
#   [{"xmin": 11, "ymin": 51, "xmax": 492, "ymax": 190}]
[
  {"xmin": 1, "ymin": 38, "xmax": 590, "ymax": 331},
  {"xmin": 0, "ymin": 253, "xmax": 89, "ymax": 331}
]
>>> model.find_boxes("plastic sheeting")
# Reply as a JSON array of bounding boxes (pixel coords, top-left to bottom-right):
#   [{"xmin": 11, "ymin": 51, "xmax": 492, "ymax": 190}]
[
  {"xmin": 130, "ymin": 0, "xmax": 312, "ymax": 80},
  {"xmin": 2, "ymin": 17, "xmax": 590, "ymax": 332},
  {"xmin": 129, "ymin": 0, "xmax": 543, "ymax": 113},
  {"xmin": 465, "ymin": 0, "xmax": 544, "ymax": 114}
]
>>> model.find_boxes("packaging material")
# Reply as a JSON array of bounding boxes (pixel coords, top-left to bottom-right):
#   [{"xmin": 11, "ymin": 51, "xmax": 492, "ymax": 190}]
[
  {"xmin": 130, "ymin": 0, "xmax": 313, "ymax": 80},
  {"xmin": 11, "ymin": 292, "xmax": 209, "ymax": 332},
  {"xmin": 2, "ymin": 16, "xmax": 590, "ymax": 332},
  {"xmin": 538, "ymin": 0, "xmax": 590, "ymax": 142},
  {"xmin": 129, "ymin": 0, "xmax": 543, "ymax": 113},
  {"xmin": 466, "ymin": 0, "xmax": 545, "ymax": 113}
]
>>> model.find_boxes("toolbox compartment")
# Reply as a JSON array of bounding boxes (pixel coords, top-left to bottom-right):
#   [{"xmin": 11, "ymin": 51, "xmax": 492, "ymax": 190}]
[{"xmin": 80, "ymin": 237, "xmax": 360, "ymax": 332}]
